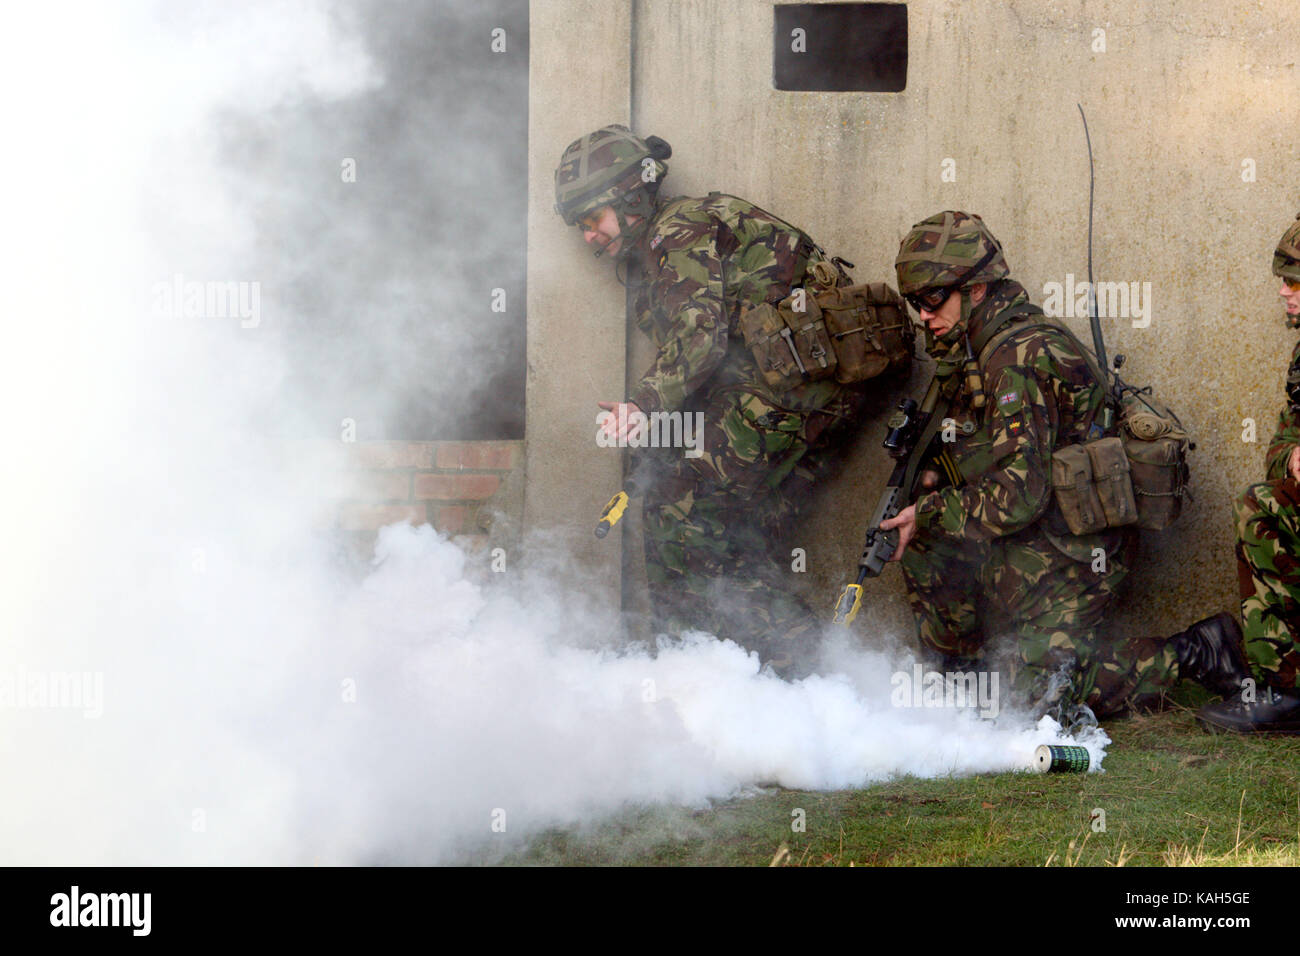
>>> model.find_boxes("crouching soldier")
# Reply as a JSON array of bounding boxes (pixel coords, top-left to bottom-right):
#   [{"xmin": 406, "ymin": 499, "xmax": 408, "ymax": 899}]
[
  {"xmin": 879, "ymin": 210, "xmax": 1249, "ymax": 727},
  {"xmin": 554, "ymin": 124, "xmax": 911, "ymax": 675}
]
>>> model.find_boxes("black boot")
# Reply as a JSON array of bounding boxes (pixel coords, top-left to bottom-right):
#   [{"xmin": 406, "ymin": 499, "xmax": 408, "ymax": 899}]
[
  {"xmin": 1170, "ymin": 612, "xmax": 1252, "ymax": 698},
  {"xmin": 1196, "ymin": 688, "xmax": 1300, "ymax": 734}
]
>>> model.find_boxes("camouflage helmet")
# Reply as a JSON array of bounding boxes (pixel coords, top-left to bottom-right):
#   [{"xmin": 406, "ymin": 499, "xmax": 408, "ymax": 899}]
[
  {"xmin": 1273, "ymin": 212, "xmax": 1300, "ymax": 282},
  {"xmin": 894, "ymin": 210, "xmax": 1009, "ymax": 296},
  {"xmin": 553, "ymin": 124, "xmax": 670, "ymax": 227}
]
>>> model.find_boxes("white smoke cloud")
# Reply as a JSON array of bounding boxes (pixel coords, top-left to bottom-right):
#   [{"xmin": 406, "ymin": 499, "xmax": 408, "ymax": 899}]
[{"xmin": 0, "ymin": 1, "xmax": 1105, "ymax": 866}]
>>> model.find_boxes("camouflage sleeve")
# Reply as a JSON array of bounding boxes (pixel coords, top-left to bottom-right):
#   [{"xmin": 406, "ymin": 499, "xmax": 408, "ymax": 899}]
[
  {"xmin": 1265, "ymin": 408, "xmax": 1300, "ymax": 480},
  {"xmin": 1265, "ymin": 340, "xmax": 1300, "ymax": 479},
  {"xmin": 630, "ymin": 240, "xmax": 729, "ymax": 415},
  {"xmin": 913, "ymin": 363, "xmax": 1055, "ymax": 546}
]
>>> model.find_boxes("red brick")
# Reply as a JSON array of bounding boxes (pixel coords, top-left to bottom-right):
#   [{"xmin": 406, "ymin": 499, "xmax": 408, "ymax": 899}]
[
  {"xmin": 337, "ymin": 504, "xmax": 428, "ymax": 531},
  {"xmin": 414, "ymin": 473, "xmax": 500, "ymax": 501},
  {"xmin": 344, "ymin": 442, "xmax": 435, "ymax": 470},
  {"xmin": 434, "ymin": 505, "xmax": 471, "ymax": 535},
  {"xmin": 436, "ymin": 442, "xmax": 514, "ymax": 471}
]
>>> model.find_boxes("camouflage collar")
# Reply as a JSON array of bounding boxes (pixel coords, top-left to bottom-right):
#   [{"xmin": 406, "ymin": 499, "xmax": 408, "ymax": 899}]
[{"xmin": 965, "ymin": 279, "xmax": 1028, "ymax": 344}]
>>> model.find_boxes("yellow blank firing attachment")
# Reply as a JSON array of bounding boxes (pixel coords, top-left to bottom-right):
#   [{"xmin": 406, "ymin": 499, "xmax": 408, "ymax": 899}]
[
  {"xmin": 594, "ymin": 491, "xmax": 630, "ymax": 539},
  {"xmin": 833, "ymin": 584, "xmax": 864, "ymax": 626}
]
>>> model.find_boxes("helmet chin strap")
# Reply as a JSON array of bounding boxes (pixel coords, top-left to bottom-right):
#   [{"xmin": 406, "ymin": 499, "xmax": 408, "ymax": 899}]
[{"xmin": 593, "ymin": 202, "xmax": 649, "ymax": 262}]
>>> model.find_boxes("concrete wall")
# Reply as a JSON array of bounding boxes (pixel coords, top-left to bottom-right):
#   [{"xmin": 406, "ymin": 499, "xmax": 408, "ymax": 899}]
[
  {"xmin": 530, "ymin": 0, "xmax": 1300, "ymax": 643},
  {"xmin": 524, "ymin": 1, "xmax": 633, "ymax": 603}
]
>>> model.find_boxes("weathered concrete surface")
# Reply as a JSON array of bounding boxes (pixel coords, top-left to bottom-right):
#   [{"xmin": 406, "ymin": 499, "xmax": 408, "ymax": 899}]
[
  {"xmin": 524, "ymin": 0, "xmax": 632, "ymax": 599},
  {"xmin": 531, "ymin": 0, "xmax": 1300, "ymax": 648}
]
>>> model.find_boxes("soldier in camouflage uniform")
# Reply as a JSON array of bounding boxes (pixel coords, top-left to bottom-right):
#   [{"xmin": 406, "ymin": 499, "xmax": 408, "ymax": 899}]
[
  {"xmin": 554, "ymin": 125, "xmax": 893, "ymax": 675},
  {"xmin": 1198, "ymin": 213, "xmax": 1300, "ymax": 733},
  {"xmin": 879, "ymin": 211, "xmax": 1249, "ymax": 724}
]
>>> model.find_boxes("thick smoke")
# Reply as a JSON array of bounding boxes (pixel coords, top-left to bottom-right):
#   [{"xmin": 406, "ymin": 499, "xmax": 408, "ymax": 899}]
[{"xmin": 1, "ymin": 1, "xmax": 1103, "ymax": 866}]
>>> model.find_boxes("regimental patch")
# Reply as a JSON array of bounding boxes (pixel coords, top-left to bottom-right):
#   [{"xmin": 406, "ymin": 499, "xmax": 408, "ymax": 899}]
[{"xmin": 1008, "ymin": 416, "xmax": 1024, "ymax": 436}]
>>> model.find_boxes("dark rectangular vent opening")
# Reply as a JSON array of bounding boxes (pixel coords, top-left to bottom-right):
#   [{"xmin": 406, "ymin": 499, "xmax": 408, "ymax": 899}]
[{"xmin": 774, "ymin": 3, "xmax": 907, "ymax": 92}]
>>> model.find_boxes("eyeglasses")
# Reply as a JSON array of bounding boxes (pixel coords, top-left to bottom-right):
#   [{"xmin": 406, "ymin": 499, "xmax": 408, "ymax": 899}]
[{"xmin": 904, "ymin": 286, "xmax": 954, "ymax": 314}]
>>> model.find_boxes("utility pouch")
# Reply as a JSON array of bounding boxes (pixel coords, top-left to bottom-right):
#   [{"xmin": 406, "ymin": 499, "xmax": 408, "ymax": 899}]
[
  {"xmin": 778, "ymin": 290, "xmax": 837, "ymax": 380},
  {"xmin": 816, "ymin": 282, "xmax": 915, "ymax": 384},
  {"xmin": 1051, "ymin": 443, "xmax": 1107, "ymax": 535},
  {"xmin": 1085, "ymin": 436, "xmax": 1139, "ymax": 528},
  {"xmin": 1119, "ymin": 393, "xmax": 1191, "ymax": 530},
  {"xmin": 738, "ymin": 292, "xmax": 836, "ymax": 391},
  {"xmin": 736, "ymin": 235, "xmax": 912, "ymax": 391}
]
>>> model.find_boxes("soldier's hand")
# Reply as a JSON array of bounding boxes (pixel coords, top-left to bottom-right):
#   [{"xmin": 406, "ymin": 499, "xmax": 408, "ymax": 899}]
[
  {"xmin": 1289, "ymin": 445, "xmax": 1300, "ymax": 482},
  {"xmin": 879, "ymin": 504, "xmax": 918, "ymax": 562},
  {"xmin": 598, "ymin": 401, "xmax": 645, "ymax": 442}
]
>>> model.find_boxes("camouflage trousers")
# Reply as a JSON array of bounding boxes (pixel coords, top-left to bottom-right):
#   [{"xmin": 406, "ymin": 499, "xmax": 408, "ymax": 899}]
[
  {"xmin": 642, "ymin": 384, "xmax": 868, "ymax": 676},
  {"xmin": 1235, "ymin": 478, "xmax": 1300, "ymax": 690},
  {"xmin": 900, "ymin": 525, "xmax": 1180, "ymax": 719}
]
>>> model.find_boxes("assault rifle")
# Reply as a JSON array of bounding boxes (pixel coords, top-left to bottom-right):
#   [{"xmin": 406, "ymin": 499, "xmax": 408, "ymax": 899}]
[{"xmin": 833, "ymin": 377, "xmax": 958, "ymax": 624}]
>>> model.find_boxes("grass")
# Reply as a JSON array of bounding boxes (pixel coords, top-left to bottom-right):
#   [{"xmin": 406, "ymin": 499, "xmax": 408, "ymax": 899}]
[{"xmin": 499, "ymin": 705, "xmax": 1300, "ymax": 866}]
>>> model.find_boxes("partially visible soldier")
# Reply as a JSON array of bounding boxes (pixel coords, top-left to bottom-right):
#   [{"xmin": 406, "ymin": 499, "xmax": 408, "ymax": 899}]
[
  {"xmin": 879, "ymin": 210, "xmax": 1250, "ymax": 726},
  {"xmin": 1198, "ymin": 213, "xmax": 1300, "ymax": 733},
  {"xmin": 554, "ymin": 124, "xmax": 908, "ymax": 675}
]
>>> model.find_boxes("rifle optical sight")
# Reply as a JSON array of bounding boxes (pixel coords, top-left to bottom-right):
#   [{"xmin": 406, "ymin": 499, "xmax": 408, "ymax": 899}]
[{"xmin": 883, "ymin": 398, "xmax": 919, "ymax": 457}]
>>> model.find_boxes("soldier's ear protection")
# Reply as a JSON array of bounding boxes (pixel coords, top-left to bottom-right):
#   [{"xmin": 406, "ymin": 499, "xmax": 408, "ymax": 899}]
[{"xmin": 611, "ymin": 135, "xmax": 671, "ymax": 227}]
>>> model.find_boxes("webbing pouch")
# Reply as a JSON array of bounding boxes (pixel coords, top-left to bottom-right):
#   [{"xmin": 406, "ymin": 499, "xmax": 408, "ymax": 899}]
[
  {"xmin": 1119, "ymin": 391, "xmax": 1191, "ymax": 530},
  {"xmin": 738, "ymin": 294, "xmax": 834, "ymax": 391},
  {"xmin": 1085, "ymin": 436, "xmax": 1139, "ymax": 528},
  {"xmin": 817, "ymin": 282, "xmax": 914, "ymax": 384},
  {"xmin": 1050, "ymin": 443, "xmax": 1107, "ymax": 535}
]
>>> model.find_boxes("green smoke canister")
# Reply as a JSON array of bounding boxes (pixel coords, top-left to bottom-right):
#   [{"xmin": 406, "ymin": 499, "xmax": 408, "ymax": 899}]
[{"xmin": 1033, "ymin": 744, "xmax": 1090, "ymax": 773}]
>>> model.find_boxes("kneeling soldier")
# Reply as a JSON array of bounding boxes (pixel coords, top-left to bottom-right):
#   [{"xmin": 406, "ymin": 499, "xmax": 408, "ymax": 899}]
[{"xmin": 881, "ymin": 211, "xmax": 1249, "ymax": 726}]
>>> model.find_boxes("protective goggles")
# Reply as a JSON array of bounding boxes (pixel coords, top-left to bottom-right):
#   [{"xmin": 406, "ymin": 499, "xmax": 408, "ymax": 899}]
[{"xmin": 904, "ymin": 286, "xmax": 955, "ymax": 314}]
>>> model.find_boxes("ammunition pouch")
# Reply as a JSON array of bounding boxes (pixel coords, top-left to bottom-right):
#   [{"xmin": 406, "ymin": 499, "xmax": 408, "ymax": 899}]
[
  {"xmin": 1050, "ymin": 399, "xmax": 1190, "ymax": 535},
  {"xmin": 738, "ymin": 280, "xmax": 914, "ymax": 392},
  {"xmin": 1050, "ymin": 437, "xmax": 1138, "ymax": 534}
]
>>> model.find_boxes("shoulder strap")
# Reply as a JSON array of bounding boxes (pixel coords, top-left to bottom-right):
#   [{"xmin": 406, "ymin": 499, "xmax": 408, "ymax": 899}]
[
  {"xmin": 972, "ymin": 306, "xmax": 1115, "ymax": 442},
  {"xmin": 970, "ymin": 302, "xmax": 1044, "ymax": 358},
  {"xmin": 974, "ymin": 304, "xmax": 1109, "ymax": 393}
]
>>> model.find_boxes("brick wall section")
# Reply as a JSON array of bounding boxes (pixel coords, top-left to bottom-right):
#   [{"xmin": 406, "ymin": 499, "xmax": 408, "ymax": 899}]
[{"xmin": 294, "ymin": 440, "xmax": 522, "ymax": 539}]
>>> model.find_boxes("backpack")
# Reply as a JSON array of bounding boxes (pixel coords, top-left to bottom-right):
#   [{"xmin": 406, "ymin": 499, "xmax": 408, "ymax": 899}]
[{"xmin": 973, "ymin": 303, "xmax": 1192, "ymax": 532}]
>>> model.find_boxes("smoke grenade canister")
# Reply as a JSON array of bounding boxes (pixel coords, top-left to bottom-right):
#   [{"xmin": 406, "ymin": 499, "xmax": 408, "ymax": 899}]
[{"xmin": 1033, "ymin": 744, "xmax": 1090, "ymax": 773}]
